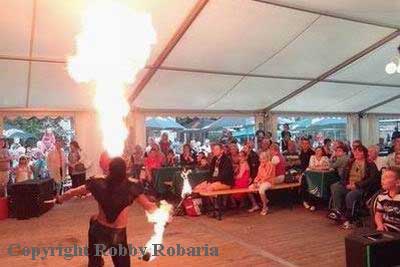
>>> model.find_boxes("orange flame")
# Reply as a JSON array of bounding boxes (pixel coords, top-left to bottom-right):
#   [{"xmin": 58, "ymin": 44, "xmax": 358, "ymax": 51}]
[
  {"xmin": 67, "ymin": 0, "xmax": 156, "ymax": 157},
  {"xmin": 144, "ymin": 200, "xmax": 173, "ymax": 261}
]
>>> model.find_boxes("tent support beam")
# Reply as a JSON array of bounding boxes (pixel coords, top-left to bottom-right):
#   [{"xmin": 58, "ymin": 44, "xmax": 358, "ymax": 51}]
[
  {"xmin": 25, "ymin": 0, "xmax": 37, "ymax": 108},
  {"xmin": 128, "ymin": 0, "xmax": 209, "ymax": 103},
  {"xmin": 359, "ymin": 94, "xmax": 400, "ymax": 115},
  {"xmin": 252, "ymin": 0, "xmax": 399, "ymax": 30},
  {"xmin": 262, "ymin": 30, "xmax": 400, "ymax": 112},
  {"xmin": 134, "ymin": 108, "xmax": 256, "ymax": 117}
]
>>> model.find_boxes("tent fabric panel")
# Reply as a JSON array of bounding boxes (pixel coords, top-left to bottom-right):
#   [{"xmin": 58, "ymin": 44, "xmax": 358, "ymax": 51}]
[
  {"xmin": 29, "ymin": 62, "xmax": 95, "ymax": 109},
  {"xmin": 260, "ymin": 0, "xmax": 400, "ymax": 28},
  {"xmin": 163, "ymin": 0, "xmax": 319, "ymax": 73},
  {"xmin": 273, "ymin": 82, "xmax": 400, "ymax": 112},
  {"xmin": 0, "ymin": 0, "xmax": 33, "ymax": 57},
  {"xmin": 0, "ymin": 60, "xmax": 29, "ymax": 108},
  {"xmin": 207, "ymin": 77, "xmax": 307, "ymax": 110},
  {"xmin": 33, "ymin": 0, "xmax": 197, "ymax": 64},
  {"xmin": 368, "ymin": 98, "xmax": 400, "ymax": 114},
  {"xmin": 252, "ymin": 16, "xmax": 394, "ymax": 78},
  {"xmin": 134, "ymin": 70, "xmax": 242, "ymax": 110},
  {"xmin": 329, "ymin": 36, "xmax": 400, "ymax": 86}
]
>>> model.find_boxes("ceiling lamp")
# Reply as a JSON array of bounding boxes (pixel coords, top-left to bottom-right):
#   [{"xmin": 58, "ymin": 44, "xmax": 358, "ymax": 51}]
[{"xmin": 385, "ymin": 44, "xmax": 400, "ymax": 75}]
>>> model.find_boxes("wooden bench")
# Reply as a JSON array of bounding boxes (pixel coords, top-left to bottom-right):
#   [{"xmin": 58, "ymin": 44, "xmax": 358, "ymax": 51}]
[{"xmin": 199, "ymin": 182, "xmax": 301, "ymax": 220}]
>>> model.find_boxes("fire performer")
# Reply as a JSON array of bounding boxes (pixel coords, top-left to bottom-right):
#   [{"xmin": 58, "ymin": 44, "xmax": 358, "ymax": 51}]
[{"xmin": 54, "ymin": 157, "xmax": 165, "ymax": 267}]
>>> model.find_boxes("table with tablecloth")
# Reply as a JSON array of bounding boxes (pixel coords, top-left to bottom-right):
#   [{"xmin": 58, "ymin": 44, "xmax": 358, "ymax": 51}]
[
  {"xmin": 304, "ymin": 170, "xmax": 339, "ymax": 199},
  {"xmin": 153, "ymin": 167, "xmax": 210, "ymax": 196}
]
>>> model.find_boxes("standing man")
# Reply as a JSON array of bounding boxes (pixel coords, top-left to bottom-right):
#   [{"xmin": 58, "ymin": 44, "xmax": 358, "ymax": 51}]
[
  {"xmin": 47, "ymin": 139, "xmax": 67, "ymax": 195},
  {"xmin": 281, "ymin": 123, "xmax": 292, "ymax": 152},
  {"xmin": 0, "ymin": 137, "xmax": 11, "ymax": 197},
  {"xmin": 55, "ymin": 157, "xmax": 167, "ymax": 267}
]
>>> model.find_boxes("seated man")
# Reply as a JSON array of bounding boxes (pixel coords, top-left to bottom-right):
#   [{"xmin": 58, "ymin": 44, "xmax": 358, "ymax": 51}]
[
  {"xmin": 194, "ymin": 143, "xmax": 234, "ymax": 192},
  {"xmin": 329, "ymin": 145, "xmax": 380, "ymax": 229},
  {"xmin": 375, "ymin": 168, "xmax": 400, "ymax": 232}
]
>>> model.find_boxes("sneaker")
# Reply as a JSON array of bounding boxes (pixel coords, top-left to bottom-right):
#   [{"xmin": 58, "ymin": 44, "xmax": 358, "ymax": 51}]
[
  {"xmin": 309, "ymin": 206, "xmax": 316, "ymax": 212},
  {"xmin": 328, "ymin": 210, "xmax": 341, "ymax": 221},
  {"xmin": 260, "ymin": 208, "xmax": 269, "ymax": 216},
  {"xmin": 303, "ymin": 201, "xmax": 311, "ymax": 209},
  {"xmin": 248, "ymin": 205, "xmax": 260, "ymax": 213},
  {"xmin": 342, "ymin": 221, "xmax": 353, "ymax": 230}
]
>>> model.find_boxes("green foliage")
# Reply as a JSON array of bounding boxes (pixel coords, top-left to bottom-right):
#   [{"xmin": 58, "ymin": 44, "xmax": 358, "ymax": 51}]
[{"xmin": 4, "ymin": 116, "xmax": 75, "ymax": 146}]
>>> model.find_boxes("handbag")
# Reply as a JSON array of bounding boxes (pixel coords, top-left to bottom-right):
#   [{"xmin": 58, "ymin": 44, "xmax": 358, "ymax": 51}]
[{"xmin": 183, "ymin": 197, "xmax": 202, "ymax": 216}]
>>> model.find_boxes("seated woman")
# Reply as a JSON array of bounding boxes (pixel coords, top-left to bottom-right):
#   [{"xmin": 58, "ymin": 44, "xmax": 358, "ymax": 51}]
[
  {"xmin": 14, "ymin": 155, "xmax": 33, "ymax": 183},
  {"xmin": 270, "ymin": 144, "xmax": 286, "ymax": 184},
  {"xmin": 231, "ymin": 151, "xmax": 251, "ymax": 208},
  {"xmin": 165, "ymin": 149, "xmax": 177, "ymax": 167},
  {"xmin": 308, "ymin": 146, "xmax": 330, "ymax": 171},
  {"xmin": 388, "ymin": 152, "xmax": 400, "ymax": 169},
  {"xmin": 330, "ymin": 143, "xmax": 349, "ymax": 181},
  {"xmin": 329, "ymin": 145, "xmax": 380, "ymax": 229},
  {"xmin": 193, "ymin": 143, "xmax": 233, "ymax": 193},
  {"xmin": 248, "ymin": 152, "xmax": 276, "ymax": 215},
  {"xmin": 180, "ymin": 144, "xmax": 196, "ymax": 168},
  {"xmin": 196, "ymin": 152, "xmax": 210, "ymax": 170}
]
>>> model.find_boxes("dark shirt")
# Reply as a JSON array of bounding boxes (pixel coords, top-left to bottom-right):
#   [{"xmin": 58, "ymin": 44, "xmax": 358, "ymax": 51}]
[
  {"xmin": 86, "ymin": 178, "xmax": 144, "ymax": 223},
  {"xmin": 343, "ymin": 160, "xmax": 380, "ymax": 196},
  {"xmin": 180, "ymin": 153, "xmax": 197, "ymax": 167},
  {"xmin": 299, "ymin": 149, "xmax": 315, "ymax": 172},
  {"xmin": 247, "ymin": 150, "xmax": 260, "ymax": 179},
  {"xmin": 283, "ymin": 150, "xmax": 301, "ymax": 170},
  {"xmin": 209, "ymin": 154, "xmax": 234, "ymax": 186}
]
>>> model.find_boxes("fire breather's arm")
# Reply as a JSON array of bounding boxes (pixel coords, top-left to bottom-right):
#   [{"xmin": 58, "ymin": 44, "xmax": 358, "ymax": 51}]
[
  {"xmin": 136, "ymin": 194, "xmax": 157, "ymax": 213},
  {"xmin": 56, "ymin": 185, "xmax": 89, "ymax": 204}
]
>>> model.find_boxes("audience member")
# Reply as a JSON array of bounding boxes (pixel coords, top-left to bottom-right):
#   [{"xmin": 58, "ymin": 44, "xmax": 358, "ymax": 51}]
[
  {"xmin": 194, "ymin": 143, "xmax": 234, "ymax": 193},
  {"xmin": 329, "ymin": 145, "xmax": 380, "ymax": 229},
  {"xmin": 323, "ymin": 138, "xmax": 332, "ymax": 158},
  {"xmin": 242, "ymin": 141, "xmax": 260, "ymax": 182},
  {"xmin": 270, "ymin": 144, "xmax": 286, "ymax": 184},
  {"xmin": 368, "ymin": 145, "xmax": 387, "ymax": 172},
  {"xmin": 248, "ymin": 152, "xmax": 275, "ymax": 215},
  {"xmin": 159, "ymin": 133, "xmax": 171, "ymax": 157},
  {"xmin": 14, "ymin": 155, "xmax": 33, "ymax": 183},
  {"xmin": 180, "ymin": 144, "xmax": 196, "ymax": 167},
  {"xmin": 281, "ymin": 123, "xmax": 291, "ymax": 151},
  {"xmin": 231, "ymin": 151, "xmax": 251, "ymax": 208},
  {"xmin": 0, "ymin": 137, "xmax": 11, "ymax": 197},
  {"xmin": 308, "ymin": 147, "xmax": 330, "ymax": 171},
  {"xmin": 330, "ymin": 143, "xmax": 349, "ymax": 181},
  {"xmin": 47, "ymin": 140, "xmax": 67, "ymax": 195},
  {"xmin": 375, "ymin": 168, "xmax": 400, "ymax": 232}
]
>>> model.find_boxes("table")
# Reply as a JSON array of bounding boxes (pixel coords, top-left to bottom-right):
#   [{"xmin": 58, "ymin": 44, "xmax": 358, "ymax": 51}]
[
  {"xmin": 304, "ymin": 170, "xmax": 339, "ymax": 199},
  {"xmin": 152, "ymin": 167, "xmax": 181, "ymax": 195}
]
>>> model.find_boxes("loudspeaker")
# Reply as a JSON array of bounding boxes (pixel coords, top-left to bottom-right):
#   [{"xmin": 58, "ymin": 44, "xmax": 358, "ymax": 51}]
[
  {"xmin": 345, "ymin": 228, "xmax": 400, "ymax": 267},
  {"xmin": 9, "ymin": 178, "xmax": 55, "ymax": 219}
]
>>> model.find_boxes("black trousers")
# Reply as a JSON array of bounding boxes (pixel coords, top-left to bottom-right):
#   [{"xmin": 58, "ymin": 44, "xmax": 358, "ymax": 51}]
[
  {"xmin": 88, "ymin": 219, "xmax": 130, "ymax": 267},
  {"xmin": 71, "ymin": 173, "xmax": 86, "ymax": 188}
]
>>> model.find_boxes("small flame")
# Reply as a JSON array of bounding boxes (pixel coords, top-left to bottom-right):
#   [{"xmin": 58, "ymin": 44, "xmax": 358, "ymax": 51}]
[
  {"xmin": 144, "ymin": 200, "xmax": 173, "ymax": 261},
  {"xmin": 181, "ymin": 169, "xmax": 192, "ymax": 198},
  {"xmin": 67, "ymin": 0, "xmax": 156, "ymax": 157}
]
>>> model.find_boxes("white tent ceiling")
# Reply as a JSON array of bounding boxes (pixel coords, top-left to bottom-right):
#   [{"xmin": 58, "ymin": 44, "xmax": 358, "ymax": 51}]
[{"xmin": 1, "ymin": 0, "xmax": 400, "ymax": 115}]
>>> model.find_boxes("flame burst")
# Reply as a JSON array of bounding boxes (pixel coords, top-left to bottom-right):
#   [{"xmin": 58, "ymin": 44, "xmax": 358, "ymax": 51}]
[
  {"xmin": 181, "ymin": 169, "xmax": 193, "ymax": 198},
  {"xmin": 67, "ymin": 0, "xmax": 156, "ymax": 157},
  {"xmin": 144, "ymin": 200, "xmax": 173, "ymax": 261}
]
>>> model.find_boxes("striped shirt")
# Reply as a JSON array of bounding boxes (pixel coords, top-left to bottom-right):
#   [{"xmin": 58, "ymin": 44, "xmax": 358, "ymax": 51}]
[{"xmin": 376, "ymin": 191, "xmax": 400, "ymax": 232}]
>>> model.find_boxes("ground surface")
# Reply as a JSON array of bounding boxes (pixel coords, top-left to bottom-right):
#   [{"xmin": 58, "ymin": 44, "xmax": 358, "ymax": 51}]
[{"xmin": 0, "ymin": 197, "xmax": 348, "ymax": 267}]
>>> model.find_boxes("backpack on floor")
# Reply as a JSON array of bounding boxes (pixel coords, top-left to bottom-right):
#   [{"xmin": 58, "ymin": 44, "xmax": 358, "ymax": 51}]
[{"xmin": 183, "ymin": 197, "xmax": 202, "ymax": 216}]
